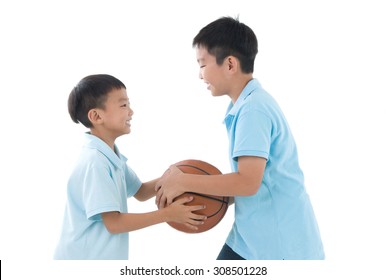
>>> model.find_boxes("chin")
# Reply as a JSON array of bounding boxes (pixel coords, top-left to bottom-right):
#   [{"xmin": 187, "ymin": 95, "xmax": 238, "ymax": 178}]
[
  {"xmin": 211, "ymin": 91, "xmax": 223, "ymax": 97},
  {"xmin": 121, "ymin": 129, "xmax": 131, "ymax": 136}
]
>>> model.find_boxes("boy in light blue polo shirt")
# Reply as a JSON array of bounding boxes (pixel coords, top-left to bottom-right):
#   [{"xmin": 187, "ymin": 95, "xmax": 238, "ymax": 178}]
[
  {"xmin": 156, "ymin": 17, "xmax": 325, "ymax": 259},
  {"xmin": 54, "ymin": 74, "xmax": 206, "ymax": 260}
]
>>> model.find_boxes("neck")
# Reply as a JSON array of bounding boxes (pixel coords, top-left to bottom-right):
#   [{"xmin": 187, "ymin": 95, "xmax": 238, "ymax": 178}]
[
  {"xmin": 89, "ymin": 129, "xmax": 116, "ymax": 151},
  {"xmin": 229, "ymin": 75, "xmax": 254, "ymax": 104}
]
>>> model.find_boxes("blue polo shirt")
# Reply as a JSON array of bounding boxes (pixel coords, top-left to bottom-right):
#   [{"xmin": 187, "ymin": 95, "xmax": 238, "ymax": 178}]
[
  {"xmin": 224, "ymin": 79, "xmax": 324, "ymax": 259},
  {"xmin": 54, "ymin": 133, "xmax": 142, "ymax": 260}
]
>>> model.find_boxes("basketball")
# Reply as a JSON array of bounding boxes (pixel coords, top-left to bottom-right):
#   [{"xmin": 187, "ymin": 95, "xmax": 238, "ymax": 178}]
[{"xmin": 165, "ymin": 159, "xmax": 229, "ymax": 233}]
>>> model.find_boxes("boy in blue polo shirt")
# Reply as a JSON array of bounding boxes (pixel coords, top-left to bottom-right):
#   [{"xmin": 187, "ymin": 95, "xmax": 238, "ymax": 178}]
[
  {"xmin": 156, "ymin": 17, "xmax": 325, "ymax": 260},
  {"xmin": 54, "ymin": 74, "xmax": 206, "ymax": 260}
]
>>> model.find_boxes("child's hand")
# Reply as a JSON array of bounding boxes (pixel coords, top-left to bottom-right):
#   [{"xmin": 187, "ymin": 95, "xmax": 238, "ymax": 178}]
[
  {"xmin": 155, "ymin": 165, "xmax": 185, "ymax": 208},
  {"xmin": 163, "ymin": 195, "xmax": 207, "ymax": 231}
]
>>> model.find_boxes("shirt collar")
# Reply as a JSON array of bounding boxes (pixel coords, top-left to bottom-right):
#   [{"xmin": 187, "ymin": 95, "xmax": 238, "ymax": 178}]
[
  {"xmin": 224, "ymin": 78, "xmax": 261, "ymax": 119},
  {"xmin": 83, "ymin": 132, "xmax": 127, "ymax": 169}
]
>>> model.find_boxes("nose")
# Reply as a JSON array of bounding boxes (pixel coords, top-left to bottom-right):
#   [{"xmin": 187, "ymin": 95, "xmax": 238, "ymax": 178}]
[{"xmin": 128, "ymin": 107, "xmax": 134, "ymax": 117}]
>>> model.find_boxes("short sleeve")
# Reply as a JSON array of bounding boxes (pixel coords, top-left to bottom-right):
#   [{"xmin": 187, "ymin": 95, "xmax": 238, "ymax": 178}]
[
  {"xmin": 83, "ymin": 161, "xmax": 122, "ymax": 221},
  {"xmin": 233, "ymin": 109, "xmax": 272, "ymax": 160}
]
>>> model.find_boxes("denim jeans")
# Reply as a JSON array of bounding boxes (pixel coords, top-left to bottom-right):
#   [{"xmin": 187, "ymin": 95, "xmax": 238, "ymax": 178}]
[{"xmin": 217, "ymin": 243, "xmax": 245, "ymax": 260}]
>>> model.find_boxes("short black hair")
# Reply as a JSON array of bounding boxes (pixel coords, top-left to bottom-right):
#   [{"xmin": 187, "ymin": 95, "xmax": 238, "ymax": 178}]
[
  {"xmin": 192, "ymin": 16, "xmax": 258, "ymax": 73},
  {"xmin": 68, "ymin": 74, "xmax": 126, "ymax": 128}
]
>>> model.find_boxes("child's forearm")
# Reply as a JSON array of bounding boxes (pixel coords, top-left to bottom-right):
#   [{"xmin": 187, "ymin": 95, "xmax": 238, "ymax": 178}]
[
  {"xmin": 134, "ymin": 178, "xmax": 160, "ymax": 201},
  {"xmin": 179, "ymin": 172, "xmax": 258, "ymax": 197},
  {"xmin": 102, "ymin": 196, "xmax": 206, "ymax": 234},
  {"xmin": 102, "ymin": 210, "xmax": 168, "ymax": 234},
  {"xmin": 177, "ymin": 156, "xmax": 266, "ymax": 197}
]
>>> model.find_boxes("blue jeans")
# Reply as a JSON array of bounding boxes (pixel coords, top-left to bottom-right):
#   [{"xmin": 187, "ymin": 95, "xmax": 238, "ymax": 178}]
[{"xmin": 217, "ymin": 243, "xmax": 245, "ymax": 260}]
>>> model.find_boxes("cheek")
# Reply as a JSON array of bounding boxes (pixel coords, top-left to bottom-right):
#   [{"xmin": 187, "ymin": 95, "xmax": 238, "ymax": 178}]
[
  {"xmin": 199, "ymin": 68, "xmax": 205, "ymax": 79},
  {"xmin": 201, "ymin": 68, "xmax": 212, "ymax": 81},
  {"xmin": 203, "ymin": 64, "xmax": 221, "ymax": 82}
]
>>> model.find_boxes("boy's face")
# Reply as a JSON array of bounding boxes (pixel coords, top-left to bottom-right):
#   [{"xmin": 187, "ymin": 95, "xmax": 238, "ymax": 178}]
[
  {"xmin": 196, "ymin": 46, "xmax": 229, "ymax": 97},
  {"xmin": 98, "ymin": 88, "xmax": 133, "ymax": 138}
]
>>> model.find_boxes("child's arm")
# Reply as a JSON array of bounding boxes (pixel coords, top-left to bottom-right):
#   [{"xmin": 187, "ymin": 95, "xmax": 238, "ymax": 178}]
[
  {"xmin": 156, "ymin": 156, "xmax": 266, "ymax": 208},
  {"xmin": 134, "ymin": 178, "xmax": 160, "ymax": 201},
  {"xmin": 101, "ymin": 196, "xmax": 206, "ymax": 234}
]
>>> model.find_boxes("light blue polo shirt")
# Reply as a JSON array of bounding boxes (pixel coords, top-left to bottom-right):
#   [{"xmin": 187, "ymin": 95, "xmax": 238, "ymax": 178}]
[
  {"xmin": 54, "ymin": 133, "xmax": 142, "ymax": 260},
  {"xmin": 224, "ymin": 79, "xmax": 325, "ymax": 259}
]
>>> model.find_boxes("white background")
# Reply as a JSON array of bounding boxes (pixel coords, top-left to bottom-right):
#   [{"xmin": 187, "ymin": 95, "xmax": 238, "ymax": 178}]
[{"xmin": 1, "ymin": 0, "xmax": 385, "ymax": 279}]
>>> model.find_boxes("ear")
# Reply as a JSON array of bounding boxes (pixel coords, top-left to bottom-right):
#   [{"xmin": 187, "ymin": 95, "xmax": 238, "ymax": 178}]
[
  {"xmin": 88, "ymin": 108, "xmax": 103, "ymax": 125},
  {"xmin": 226, "ymin": 56, "xmax": 239, "ymax": 73}
]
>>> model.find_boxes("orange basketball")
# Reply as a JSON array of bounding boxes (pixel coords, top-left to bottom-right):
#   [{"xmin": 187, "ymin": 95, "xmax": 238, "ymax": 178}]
[{"xmin": 166, "ymin": 159, "xmax": 229, "ymax": 233}]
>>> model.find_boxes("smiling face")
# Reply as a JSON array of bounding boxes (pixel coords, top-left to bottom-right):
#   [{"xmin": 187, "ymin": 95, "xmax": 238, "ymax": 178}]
[
  {"xmin": 89, "ymin": 87, "xmax": 134, "ymax": 148},
  {"xmin": 101, "ymin": 87, "xmax": 133, "ymax": 136},
  {"xmin": 196, "ymin": 46, "xmax": 230, "ymax": 98},
  {"xmin": 195, "ymin": 45, "xmax": 254, "ymax": 104}
]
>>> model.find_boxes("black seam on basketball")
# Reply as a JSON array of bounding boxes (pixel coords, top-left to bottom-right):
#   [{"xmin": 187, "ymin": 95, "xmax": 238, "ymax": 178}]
[
  {"xmin": 185, "ymin": 192, "xmax": 229, "ymax": 204},
  {"xmin": 176, "ymin": 164, "xmax": 211, "ymax": 175},
  {"xmin": 194, "ymin": 201, "xmax": 228, "ymax": 220},
  {"xmin": 208, "ymin": 201, "xmax": 227, "ymax": 218},
  {"xmin": 186, "ymin": 192, "xmax": 229, "ymax": 218}
]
